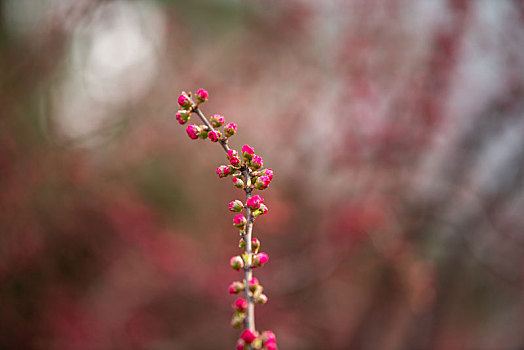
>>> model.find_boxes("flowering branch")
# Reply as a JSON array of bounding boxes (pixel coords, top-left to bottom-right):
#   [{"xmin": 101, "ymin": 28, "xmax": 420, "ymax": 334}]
[{"xmin": 175, "ymin": 89, "xmax": 277, "ymax": 350}]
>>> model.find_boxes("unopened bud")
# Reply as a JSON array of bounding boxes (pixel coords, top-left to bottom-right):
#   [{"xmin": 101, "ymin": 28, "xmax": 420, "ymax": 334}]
[
  {"xmin": 251, "ymin": 155, "xmax": 263, "ymax": 170},
  {"xmin": 246, "ymin": 195, "xmax": 264, "ymax": 210},
  {"xmin": 232, "ymin": 177, "xmax": 244, "ymax": 188},
  {"xmin": 255, "ymin": 294, "xmax": 268, "ymax": 304},
  {"xmin": 224, "ymin": 122, "xmax": 237, "ymax": 137},
  {"xmin": 248, "ymin": 278, "xmax": 260, "ymax": 293},
  {"xmin": 217, "ymin": 165, "xmax": 232, "ymax": 178},
  {"xmin": 252, "ymin": 238, "xmax": 260, "ymax": 252},
  {"xmin": 210, "ymin": 114, "xmax": 225, "ymax": 128},
  {"xmin": 208, "ymin": 130, "xmax": 221, "ymax": 142},
  {"xmin": 230, "ymin": 256, "xmax": 244, "ymax": 270},
  {"xmin": 241, "ymin": 144, "xmax": 255, "ymax": 161},
  {"xmin": 175, "ymin": 110, "xmax": 191, "ymax": 124},
  {"xmin": 186, "ymin": 125, "xmax": 200, "ymax": 140},
  {"xmin": 195, "ymin": 88, "xmax": 208, "ymax": 103},
  {"xmin": 254, "ymin": 203, "xmax": 268, "ymax": 217},
  {"xmin": 261, "ymin": 331, "xmax": 276, "ymax": 345},
  {"xmin": 178, "ymin": 93, "xmax": 192, "ymax": 109},
  {"xmin": 234, "ymin": 298, "xmax": 248, "ymax": 312},
  {"xmin": 253, "ymin": 252, "xmax": 269, "ymax": 267},
  {"xmin": 231, "ymin": 314, "xmax": 245, "ymax": 329},
  {"xmin": 255, "ymin": 176, "xmax": 271, "ymax": 190},
  {"xmin": 229, "ymin": 200, "xmax": 244, "ymax": 212},
  {"xmin": 228, "ymin": 281, "xmax": 244, "ymax": 294},
  {"xmin": 233, "ymin": 214, "xmax": 247, "ymax": 229},
  {"xmin": 240, "ymin": 329, "xmax": 258, "ymax": 344}
]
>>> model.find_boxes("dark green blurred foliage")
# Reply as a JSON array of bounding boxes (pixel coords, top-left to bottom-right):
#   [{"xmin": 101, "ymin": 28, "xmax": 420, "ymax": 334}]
[{"xmin": 1, "ymin": 0, "xmax": 524, "ymax": 349}]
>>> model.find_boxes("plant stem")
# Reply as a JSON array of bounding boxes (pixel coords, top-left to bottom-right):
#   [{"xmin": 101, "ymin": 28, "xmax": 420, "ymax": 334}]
[
  {"xmin": 243, "ymin": 170, "xmax": 256, "ymax": 332},
  {"xmin": 193, "ymin": 106, "xmax": 230, "ymax": 153},
  {"xmin": 193, "ymin": 104, "xmax": 256, "ymax": 333}
]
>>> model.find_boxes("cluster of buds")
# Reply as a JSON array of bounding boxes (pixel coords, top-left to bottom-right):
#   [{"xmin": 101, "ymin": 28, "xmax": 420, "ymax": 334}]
[
  {"xmin": 176, "ymin": 89, "xmax": 237, "ymax": 144},
  {"xmin": 236, "ymin": 330, "xmax": 278, "ymax": 350},
  {"xmin": 174, "ymin": 89, "xmax": 277, "ymax": 349}
]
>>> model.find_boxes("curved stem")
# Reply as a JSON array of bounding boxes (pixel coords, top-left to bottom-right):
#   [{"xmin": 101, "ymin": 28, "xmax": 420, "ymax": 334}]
[
  {"xmin": 193, "ymin": 106, "xmax": 230, "ymax": 153},
  {"xmin": 193, "ymin": 103, "xmax": 256, "ymax": 335}
]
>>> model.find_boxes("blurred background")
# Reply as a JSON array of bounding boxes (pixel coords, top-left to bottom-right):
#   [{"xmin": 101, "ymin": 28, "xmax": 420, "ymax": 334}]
[{"xmin": 1, "ymin": 0, "xmax": 524, "ymax": 349}]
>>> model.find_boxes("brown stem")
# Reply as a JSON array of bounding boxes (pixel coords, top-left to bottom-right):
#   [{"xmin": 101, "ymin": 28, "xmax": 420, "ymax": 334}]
[{"xmin": 192, "ymin": 103, "xmax": 256, "ymax": 334}]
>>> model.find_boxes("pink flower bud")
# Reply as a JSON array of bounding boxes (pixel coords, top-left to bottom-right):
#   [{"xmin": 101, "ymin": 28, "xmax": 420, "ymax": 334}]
[
  {"xmin": 251, "ymin": 155, "xmax": 263, "ymax": 170},
  {"xmin": 224, "ymin": 122, "xmax": 237, "ymax": 137},
  {"xmin": 217, "ymin": 165, "xmax": 231, "ymax": 178},
  {"xmin": 195, "ymin": 88, "xmax": 208, "ymax": 103},
  {"xmin": 240, "ymin": 329, "xmax": 258, "ymax": 344},
  {"xmin": 178, "ymin": 93, "xmax": 191, "ymax": 109},
  {"xmin": 261, "ymin": 331, "xmax": 276, "ymax": 344},
  {"xmin": 210, "ymin": 114, "xmax": 225, "ymax": 128},
  {"xmin": 233, "ymin": 214, "xmax": 247, "ymax": 229},
  {"xmin": 232, "ymin": 177, "xmax": 244, "ymax": 188},
  {"xmin": 239, "ymin": 238, "xmax": 246, "ymax": 249},
  {"xmin": 242, "ymin": 144, "xmax": 255, "ymax": 161},
  {"xmin": 254, "ymin": 203, "xmax": 268, "ymax": 217},
  {"xmin": 266, "ymin": 342, "xmax": 278, "ymax": 350},
  {"xmin": 253, "ymin": 252, "xmax": 269, "ymax": 267},
  {"xmin": 228, "ymin": 281, "xmax": 244, "ymax": 294},
  {"xmin": 186, "ymin": 125, "xmax": 200, "ymax": 140},
  {"xmin": 230, "ymin": 256, "xmax": 244, "ymax": 270},
  {"xmin": 255, "ymin": 294, "xmax": 268, "ymax": 304},
  {"xmin": 208, "ymin": 130, "xmax": 221, "ymax": 142},
  {"xmin": 175, "ymin": 110, "xmax": 191, "ymax": 124},
  {"xmin": 252, "ymin": 238, "xmax": 260, "ymax": 252},
  {"xmin": 264, "ymin": 169, "xmax": 274, "ymax": 180},
  {"xmin": 247, "ymin": 195, "xmax": 264, "ymax": 210},
  {"xmin": 231, "ymin": 314, "xmax": 245, "ymax": 329},
  {"xmin": 255, "ymin": 176, "xmax": 271, "ymax": 190},
  {"xmin": 229, "ymin": 200, "xmax": 244, "ymax": 212},
  {"xmin": 234, "ymin": 298, "xmax": 248, "ymax": 312},
  {"xmin": 248, "ymin": 278, "xmax": 259, "ymax": 292},
  {"xmin": 236, "ymin": 340, "xmax": 246, "ymax": 350}
]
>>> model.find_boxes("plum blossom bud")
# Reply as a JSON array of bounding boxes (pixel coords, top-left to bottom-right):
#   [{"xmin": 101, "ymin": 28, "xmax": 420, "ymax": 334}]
[
  {"xmin": 255, "ymin": 294, "xmax": 268, "ymax": 304},
  {"xmin": 251, "ymin": 155, "xmax": 263, "ymax": 170},
  {"xmin": 266, "ymin": 342, "xmax": 278, "ymax": 350},
  {"xmin": 236, "ymin": 340, "xmax": 246, "ymax": 350},
  {"xmin": 175, "ymin": 110, "xmax": 191, "ymax": 124},
  {"xmin": 253, "ymin": 252, "xmax": 269, "ymax": 267},
  {"xmin": 252, "ymin": 238, "xmax": 260, "ymax": 252},
  {"xmin": 229, "ymin": 200, "xmax": 244, "ymax": 212},
  {"xmin": 186, "ymin": 125, "xmax": 200, "ymax": 140},
  {"xmin": 242, "ymin": 144, "xmax": 255, "ymax": 161},
  {"xmin": 224, "ymin": 123, "xmax": 237, "ymax": 137},
  {"xmin": 255, "ymin": 176, "xmax": 271, "ymax": 190},
  {"xmin": 254, "ymin": 203, "xmax": 268, "ymax": 217},
  {"xmin": 195, "ymin": 88, "xmax": 208, "ymax": 103},
  {"xmin": 264, "ymin": 168, "xmax": 274, "ymax": 180},
  {"xmin": 217, "ymin": 165, "xmax": 231, "ymax": 178},
  {"xmin": 227, "ymin": 150, "xmax": 241, "ymax": 166},
  {"xmin": 240, "ymin": 329, "xmax": 258, "ymax": 344},
  {"xmin": 231, "ymin": 314, "xmax": 245, "ymax": 329},
  {"xmin": 228, "ymin": 281, "xmax": 244, "ymax": 294},
  {"xmin": 208, "ymin": 130, "xmax": 221, "ymax": 142},
  {"xmin": 247, "ymin": 195, "xmax": 264, "ymax": 210},
  {"xmin": 261, "ymin": 331, "xmax": 276, "ymax": 344},
  {"xmin": 210, "ymin": 114, "xmax": 225, "ymax": 128},
  {"xmin": 178, "ymin": 93, "xmax": 191, "ymax": 109},
  {"xmin": 234, "ymin": 298, "xmax": 248, "ymax": 312},
  {"xmin": 248, "ymin": 278, "xmax": 259, "ymax": 292},
  {"xmin": 232, "ymin": 177, "xmax": 244, "ymax": 188},
  {"xmin": 198, "ymin": 126, "xmax": 209, "ymax": 139},
  {"xmin": 233, "ymin": 214, "xmax": 247, "ymax": 229},
  {"xmin": 230, "ymin": 256, "xmax": 244, "ymax": 270}
]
